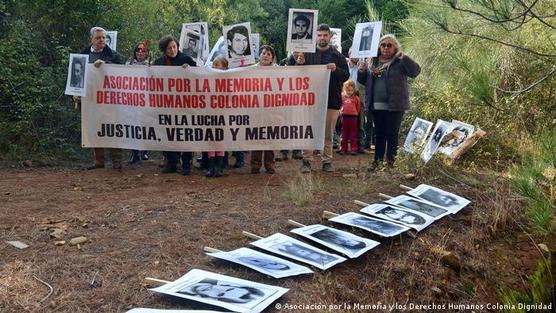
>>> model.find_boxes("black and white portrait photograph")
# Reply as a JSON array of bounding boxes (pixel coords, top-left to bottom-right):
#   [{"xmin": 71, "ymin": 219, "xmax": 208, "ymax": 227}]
[
  {"xmin": 361, "ymin": 203, "xmax": 435, "ymax": 232},
  {"xmin": 181, "ymin": 29, "xmax": 200, "ymax": 60},
  {"xmin": 105, "ymin": 31, "xmax": 117, "ymax": 51},
  {"xmin": 250, "ymin": 233, "xmax": 346, "ymax": 270},
  {"xmin": 206, "ymin": 247, "xmax": 313, "ymax": 278},
  {"xmin": 350, "ymin": 21, "xmax": 382, "ymax": 58},
  {"xmin": 223, "ymin": 22, "xmax": 255, "ymax": 68},
  {"xmin": 407, "ymin": 184, "xmax": 471, "ymax": 214},
  {"xmin": 65, "ymin": 53, "xmax": 89, "ymax": 97},
  {"xmin": 440, "ymin": 120, "xmax": 475, "ymax": 156},
  {"xmin": 404, "ymin": 117, "xmax": 433, "ymax": 153},
  {"xmin": 150, "ymin": 269, "xmax": 288, "ymax": 313},
  {"xmin": 286, "ymin": 8, "xmax": 318, "ymax": 53},
  {"xmin": 290, "ymin": 224, "xmax": 380, "ymax": 258},
  {"xmin": 421, "ymin": 119, "xmax": 455, "ymax": 163},
  {"xmin": 385, "ymin": 195, "xmax": 451, "ymax": 220},
  {"xmin": 180, "ymin": 22, "xmax": 209, "ymax": 65},
  {"xmin": 330, "ymin": 27, "xmax": 342, "ymax": 52},
  {"xmin": 329, "ymin": 212, "xmax": 409, "ymax": 237}
]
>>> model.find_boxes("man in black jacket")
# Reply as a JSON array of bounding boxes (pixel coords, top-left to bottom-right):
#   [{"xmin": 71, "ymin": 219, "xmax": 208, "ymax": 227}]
[
  {"xmin": 292, "ymin": 24, "xmax": 349, "ymax": 173},
  {"xmin": 79, "ymin": 27, "xmax": 124, "ymax": 170}
]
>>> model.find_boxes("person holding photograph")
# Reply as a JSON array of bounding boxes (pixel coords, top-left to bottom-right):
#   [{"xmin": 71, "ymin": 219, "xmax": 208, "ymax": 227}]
[
  {"xmin": 338, "ymin": 80, "xmax": 361, "ymax": 155},
  {"xmin": 179, "ymin": 279, "xmax": 264, "ymax": 304},
  {"xmin": 227, "ymin": 25, "xmax": 250, "ymax": 58},
  {"xmin": 154, "ymin": 35, "xmax": 196, "ymax": 175},
  {"xmin": 205, "ymin": 56, "xmax": 228, "ymax": 178},
  {"xmin": 251, "ymin": 45, "xmax": 277, "ymax": 174},
  {"xmin": 126, "ymin": 41, "xmax": 151, "ymax": 165},
  {"xmin": 291, "ymin": 14, "xmax": 312, "ymax": 40},
  {"xmin": 292, "ymin": 24, "xmax": 349, "ymax": 173},
  {"xmin": 78, "ymin": 26, "xmax": 124, "ymax": 170},
  {"xmin": 358, "ymin": 34, "xmax": 421, "ymax": 170}
]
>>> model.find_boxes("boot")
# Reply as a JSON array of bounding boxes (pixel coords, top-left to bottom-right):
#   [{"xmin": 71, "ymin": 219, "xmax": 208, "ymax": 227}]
[
  {"xmin": 141, "ymin": 151, "xmax": 149, "ymax": 160},
  {"xmin": 128, "ymin": 150, "xmax": 140, "ymax": 165},
  {"xmin": 181, "ymin": 153, "xmax": 192, "ymax": 176},
  {"xmin": 214, "ymin": 156, "xmax": 224, "ymax": 177},
  {"xmin": 205, "ymin": 157, "xmax": 215, "ymax": 177}
]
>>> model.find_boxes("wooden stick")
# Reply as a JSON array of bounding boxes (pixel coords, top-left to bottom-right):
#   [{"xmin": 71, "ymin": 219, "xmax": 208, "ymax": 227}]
[
  {"xmin": 399, "ymin": 184, "xmax": 413, "ymax": 191},
  {"xmin": 287, "ymin": 219, "xmax": 306, "ymax": 227},
  {"xmin": 450, "ymin": 129, "xmax": 486, "ymax": 160},
  {"xmin": 242, "ymin": 231, "xmax": 263, "ymax": 240},
  {"xmin": 378, "ymin": 193, "xmax": 393, "ymax": 200},
  {"xmin": 144, "ymin": 277, "xmax": 170, "ymax": 285},
  {"xmin": 204, "ymin": 246, "xmax": 223, "ymax": 253},
  {"xmin": 322, "ymin": 210, "xmax": 339, "ymax": 219},
  {"xmin": 353, "ymin": 200, "xmax": 370, "ymax": 207}
]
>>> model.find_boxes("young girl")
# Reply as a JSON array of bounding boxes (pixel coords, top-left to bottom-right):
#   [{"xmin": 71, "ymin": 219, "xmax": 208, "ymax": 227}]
[
  {"xmin": 206, "ymin": 57, "xmax": 229, "ymax": 177},
  {"xmin": 339, "ymin": 80, "xmax": 361, "ymax": 155}
]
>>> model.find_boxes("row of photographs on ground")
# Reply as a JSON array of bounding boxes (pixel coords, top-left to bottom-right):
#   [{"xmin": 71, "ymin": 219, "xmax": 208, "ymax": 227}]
[
  {"xmin": 126, "ymin": 184, "xmax": 470, "ymax": 313},
  {"xmin": 403, "ymin": 117, "xmax": 482, "ymax": 163}
]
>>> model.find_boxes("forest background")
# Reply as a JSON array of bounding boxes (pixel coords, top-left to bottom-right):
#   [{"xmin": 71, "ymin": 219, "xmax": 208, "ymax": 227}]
[{"xmin": 0, "ymin": 0, "xmax": 554, "ymax": 308}]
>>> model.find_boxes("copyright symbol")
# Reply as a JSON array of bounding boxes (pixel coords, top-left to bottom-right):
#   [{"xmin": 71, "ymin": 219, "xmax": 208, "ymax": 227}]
[{"xmin": 275, "ymin": 303, "xmax": 282, "ymax": 310}]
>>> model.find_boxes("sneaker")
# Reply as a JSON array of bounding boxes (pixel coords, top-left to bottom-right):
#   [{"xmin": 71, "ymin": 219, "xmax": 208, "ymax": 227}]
[
  {"xmin": 301, "ymin": 160, "xmax": 311, "ymax": 173},
  {"xmin": 337, "ymin": 150, "xmax": 345, "ymax": 155},
  {"xmin": 265, "ymin": 167, "xmax": 275, "ymax": 174},
  {"xmin": 367, "ymin": 160, "xmax": 381, "ymax": 172},
  {"xmin": 292, "ymin": 150, "xmax": 303, "ymax": 160},
  {"xmin": 322, "ymin": 162, "xmax": 334, "ymax": 172},
  {"xmin": 350, "ymin": 151, "xmax": 357, "ymax": 155},
  {"xmin": 141, "ymin": 152, "xmax": 149, "ymax": 160}
]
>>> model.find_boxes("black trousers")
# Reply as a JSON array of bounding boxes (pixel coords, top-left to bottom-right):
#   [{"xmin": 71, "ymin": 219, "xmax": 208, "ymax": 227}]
[{"xmin": 372, "ymin": 110, "xmax": 404, "ymax": 162}]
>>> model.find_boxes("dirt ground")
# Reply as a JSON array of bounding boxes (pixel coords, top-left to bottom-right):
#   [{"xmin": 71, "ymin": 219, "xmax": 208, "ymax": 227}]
[{"xmin": 0, "ymin": 152, "xmax": 548, "ymax": 312}]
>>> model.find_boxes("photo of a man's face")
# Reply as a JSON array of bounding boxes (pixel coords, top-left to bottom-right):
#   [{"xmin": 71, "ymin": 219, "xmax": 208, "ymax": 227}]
[
  {"xmin": 292, "ymin": 14, "xmax": 311, "ymax": 40},
  {"xmin": 178, "ymin": 278, "xmax": 265, "ymax": 305},
  {"xmin": 70, "ymin": 58, "xmax": 85, "ymax": 88}
]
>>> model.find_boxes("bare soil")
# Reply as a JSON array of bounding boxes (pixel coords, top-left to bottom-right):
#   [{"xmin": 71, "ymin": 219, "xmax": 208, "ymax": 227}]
[{"xmin": 0, "ymin": 152, "xmax": 546, "ymax": 312}]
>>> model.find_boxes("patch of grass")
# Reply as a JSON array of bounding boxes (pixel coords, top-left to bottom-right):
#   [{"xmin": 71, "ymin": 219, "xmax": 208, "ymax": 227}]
[{"xmin": 283, "ymin": 173, "xmax": 324, "ymax": 206}]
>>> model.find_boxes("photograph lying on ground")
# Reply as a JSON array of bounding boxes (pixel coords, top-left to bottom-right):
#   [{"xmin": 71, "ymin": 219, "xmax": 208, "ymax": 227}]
[
  {"xmin": 360, "ymin": 203, "xmax": 435, "ymax": 232},
  {"xmin": 385, "ymin": 195, "xmax": 451, "ymax": 220},
  {"xmin": 406, "ymin": 184, "xmax": 471, "ymax": 214},
  {"xmin": 329, "ymin": 212, "xmax": 409, "ymax": 237},
  {"xmin": 290, "ymin": 224, "xmax": 380, "ymax": 258},
  {"xmin": 250, "ymin": 233, "xmax": 346, "ymax": 270},
  {"xmin": 127, "ymin": 309, "xmax": 228, "ymax": 313},
  {"xmin": 421, "ymin": 119, "xmax": 455, "ymax": 163},
  {"xmin": 404, "ymin": 117, "xmax": 433, "ymax": 153},
  {"xmin": 440, "ymin": 120, "xmax": 475, "ymax": 156},
  {"xmin": 150, "ymin": 269, "xmax": 288, "ymax": 313},
  {"xmin": 206, "ymin": 247, "xmax": 313, "ymax": 278}
]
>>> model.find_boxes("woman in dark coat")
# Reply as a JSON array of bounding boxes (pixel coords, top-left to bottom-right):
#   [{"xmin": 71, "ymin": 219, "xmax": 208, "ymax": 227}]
[
  {"xmin": 358, "ymin": 34, "xmax": 420, "ymax": 169},
  {"xmin": 154, "ymin": 35, "xmax": 196, "ymax": 175}
]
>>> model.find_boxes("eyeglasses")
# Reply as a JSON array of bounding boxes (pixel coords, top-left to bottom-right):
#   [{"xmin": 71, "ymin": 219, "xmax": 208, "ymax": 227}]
[{"xmin": 380, "ymin": 43, "xmax": 393, "ymax": 48}]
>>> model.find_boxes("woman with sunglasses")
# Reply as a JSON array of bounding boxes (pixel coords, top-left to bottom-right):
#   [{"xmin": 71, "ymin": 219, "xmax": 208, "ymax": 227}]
[
  {"xmin": 127, "ymin": 42, "xmax": 151, "ymax": 165},
  {"xmin": 357, "ymin": 34, "xmax": 420, "ymax": 170}
]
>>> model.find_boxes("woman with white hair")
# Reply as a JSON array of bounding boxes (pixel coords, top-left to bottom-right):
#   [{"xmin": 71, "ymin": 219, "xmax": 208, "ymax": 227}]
[{"xmin": 358, "ymin": 34, "xmax": 421, "ymax": 169}]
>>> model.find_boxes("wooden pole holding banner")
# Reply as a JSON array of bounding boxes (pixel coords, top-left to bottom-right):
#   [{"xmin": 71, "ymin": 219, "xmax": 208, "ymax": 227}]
[
  {"xmin": 378, "ymin": 193, "xmax": 393, "ymax": 200},
  {"xmin": 322, "ymin": 210, "xmax": 339, "ymax": 219},
  {"xmin": 450, "ymin": 129, "xmax": 486, "ymax": 160},
  {"xmin": 399, "ymin": 184, "xmax": 413, "ymax": 191},
  {"xmin": 203, "ymin": 246, "xmax": 223, "ymax": 253},
  {"xmin": 287, "ymin": 219, "xmax": 306, "ymax": 227},
  {"xmin": 242, "ymin": 231, "xmax": 263, "ymax": 240}
]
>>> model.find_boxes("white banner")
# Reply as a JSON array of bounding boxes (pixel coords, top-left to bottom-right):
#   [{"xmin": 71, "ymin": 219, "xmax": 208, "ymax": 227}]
[{"xmin": 82, "ymin": 64, "xmax": 330, "ymax": 151}]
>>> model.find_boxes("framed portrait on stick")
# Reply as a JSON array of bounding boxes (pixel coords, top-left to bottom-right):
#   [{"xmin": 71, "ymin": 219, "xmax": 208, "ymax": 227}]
[
  {"xmin": 65, "ymin": 54, "xmax": 89, "ymax": 97},
  {"xmin": 404, "ymin": 117, "xmax": 433, "ymax": 153},
  {"xmin": 329, "ymin": 212, "xmax": 409, "ymax": 237},
  {"xmin": 286, "ymin": 8, "xmax": 318, "ymax": 53},
  {"xmin": 360, "ymin": 203, "xmax": 435, "ymax": 232},
  {"xmin": 350, "ymin": 22, "xmax": 382, "ymax": 58},
  {"xmin": 385, "ymin": 195, "xmax": 451, "ymax": 220},
  {"xmin": 250, "ymin": 233, "xmax": 346, "ymax": 270},
  {"xmin": 150, "ymin": 269, "xmax": 288, "ymax": 313},
  {"xmin": 206, "ymin": 247, "xmax": 313, "ymax": 278},
  {"xmin": 223, "ymin": 22, "xmax": 255, "ymax": 68},
  {"xmin": 290, "ymin": 224, "xmax": 380, "ymax": 258}
]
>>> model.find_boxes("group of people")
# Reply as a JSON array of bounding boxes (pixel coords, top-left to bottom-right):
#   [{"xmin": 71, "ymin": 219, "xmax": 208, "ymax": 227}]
[{"xmin": 76, "ymin": 23, "xmax": 420, "ymax": 176}]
